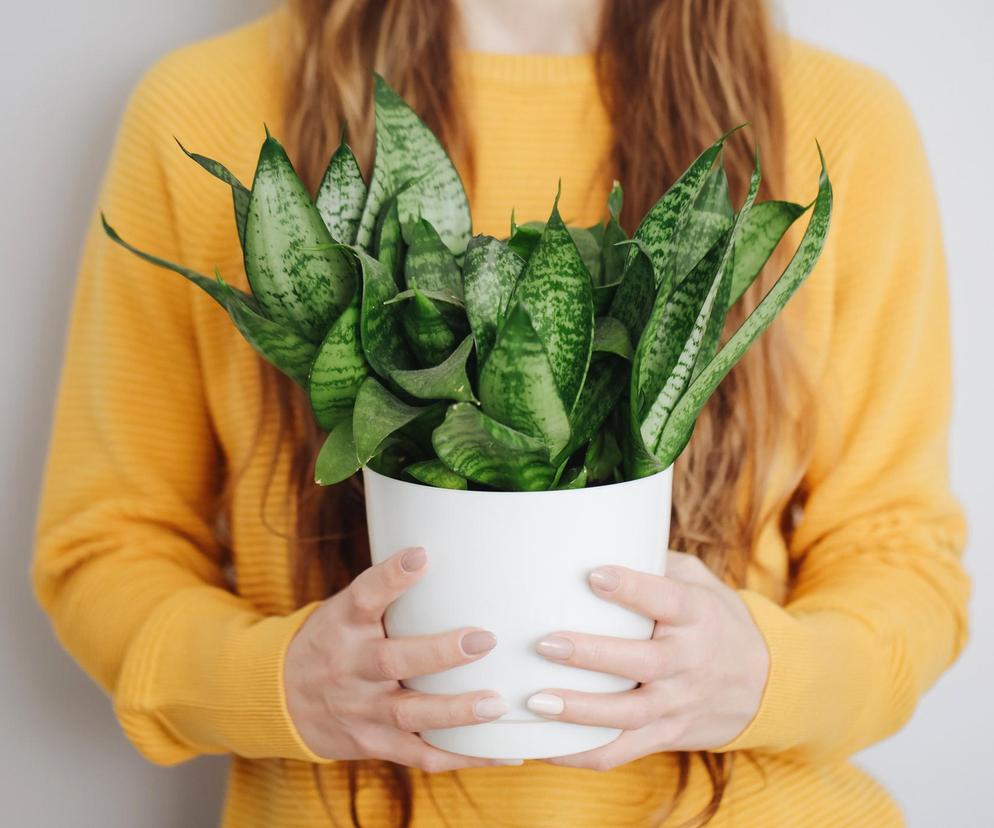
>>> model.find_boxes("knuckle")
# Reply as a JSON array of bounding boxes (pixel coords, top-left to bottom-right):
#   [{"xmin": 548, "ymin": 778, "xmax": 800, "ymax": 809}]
[
  {"xmin": 348, "ymin": 584, "xmax": 380, "ymax": 618},
  {"xmin": 389, "ymin": 698, "xmax": 416, "ymax": 732},
  {"xmin": 637, "ymin": 642, "xmax": 666, "ymax": 681}
]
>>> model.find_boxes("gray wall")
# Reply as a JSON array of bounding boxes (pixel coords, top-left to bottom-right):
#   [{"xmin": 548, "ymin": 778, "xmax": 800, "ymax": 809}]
[{"xmin": 1, "ymin": 2, "xmax": 990, "ymax": 825}]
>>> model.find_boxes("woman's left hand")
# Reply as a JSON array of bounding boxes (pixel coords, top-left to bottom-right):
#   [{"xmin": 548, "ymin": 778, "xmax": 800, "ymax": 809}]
[{"xmin": 529, "ymin": 551, "xmax": 769, "ymax": 770}]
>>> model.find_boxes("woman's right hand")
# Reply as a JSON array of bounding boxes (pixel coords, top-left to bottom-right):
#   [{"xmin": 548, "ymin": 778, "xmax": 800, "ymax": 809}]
[{"xmin": 284, "ymin": 545, "xmax": 511, "ymax": 771}]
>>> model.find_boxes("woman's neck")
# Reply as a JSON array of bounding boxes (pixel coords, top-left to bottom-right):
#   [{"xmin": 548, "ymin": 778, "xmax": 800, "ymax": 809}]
[{"xmin": 454, "ymin": 0, "xmax": 602, "ymax": 55}]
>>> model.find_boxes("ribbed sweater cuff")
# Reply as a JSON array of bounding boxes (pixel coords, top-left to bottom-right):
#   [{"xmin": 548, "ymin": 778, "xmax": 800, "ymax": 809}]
[{"xmin": 114, "ymin": 589, "xmax": 328, "ymax": 765}]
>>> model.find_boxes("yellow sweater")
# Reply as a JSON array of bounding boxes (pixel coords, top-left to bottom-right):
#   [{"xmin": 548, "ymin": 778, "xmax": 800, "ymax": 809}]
[{"xmin": 34, "ymin": 8, "xmax": 969, "ymax": 827}]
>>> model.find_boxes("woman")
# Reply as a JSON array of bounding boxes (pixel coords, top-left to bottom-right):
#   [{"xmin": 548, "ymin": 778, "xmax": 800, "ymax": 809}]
[{"xmin": 33, "ymin": 0, "xmax": 968, "ymax": 825}]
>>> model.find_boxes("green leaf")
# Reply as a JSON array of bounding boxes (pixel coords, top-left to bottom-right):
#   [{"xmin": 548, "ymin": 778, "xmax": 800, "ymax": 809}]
[
  {"xmin": 479, "ymin": 302, "xmax": 572, "ymax": 458},
  {"xmin": 244, "ymin": 133, "xmax": 355, "ymax": 342},
  {"xmin": 669, "ymin": 163, "xmax": 735, "ymax": 290},
  {"xmin": 175, "ymin": 139, "xmax": 250, "ymax": 250},
  {"xmin": 373, "ymin": 197, "xmax": 405, "ymax": 286},
  {"xmin": 391, "ymin": 336, "xmax": 477, "ymax": 402},
  {"xmin": 728, "ymin": 200, "xmax": 808, "ymax": 307},
  {"xmin": 655, "ymin": 150, "xmax": 833, "ymax": 466},
  {"xmin": 308, "ymin": 289, "xmax": 368, "ymax": 429},
  {"xmin": 386, "ymin": 287, "xmax": 464, "ymax": 308},
  {"xmin": 609, "ymin": 239, "xmax": 656, "ymax": 342},
  {"xmin": 431, "ymin": 403, "xmax": 557, "ymax": 491},
  {"xmin": 405, "ymin": 459, "xmax": 468, "ymax": 490},
  {"xmin": 401, "ymin": 288, "xmax": 458, "ymax": 366},
  {"xmin": 404, "ymin": 217, "xmax": 464, "ymax": 299},
  {"xmin": 316, "ymin": 134, "xmax": 366, "ymax": 245},
  {"xmin": 593, "ymin": 316, "xmax": 633, "ymax": 360},
  {"xmin": 314, "ymin": 416, "xmax": 360, "ymax": 486},
  {"xmin": 356, "ymin": 248, "xmax": 415, "ymax": 377},
  {"xmin": 357, "ymin": 75, "xmax": 472, "ymax": 256},
  {"xmin": 507, "ymin": 220, "xmax": 543, "ymax": 262},
  {"xmin": 513, "ymin": 193, "xmax": 595, "ymax": 411},
  {"xmin": 557, "ymin": 355, "xmax": 626, "ymax": 465},
  {"xmin": 637, "ymin": 158, "xmax": 762, "ymax": 455},
  {"xmin": 567, "ymin": 226, "xmax": 602, "ymax": 285},
  {"xmin": 627, "ymin": 128, "xmax": 739, "ymax": 296},
  {"xmin": 584, "ymin": 426, "xmax": 623, "ymax": 483},
  {"xmin": 463, "ymin": 235, "xmax": 524, "ymax": 365},
  {"xmin": 352, "ymin": 377, "xmax": 437, "ymax": 464},
  {"xmin": 593, "ymin": 280, "xmax": 620, "ymax": 316},
  {"xmin": 556, "ymin": 465, "xmax": 588, "ymax": 490},
  {"xmin": 602, "ymin": 180, "xmax": 628, "ymax": 286}
]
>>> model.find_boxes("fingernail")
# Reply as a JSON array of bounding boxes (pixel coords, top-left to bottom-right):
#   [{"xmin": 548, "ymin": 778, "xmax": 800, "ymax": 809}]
[
  {"xmin": 474, "ymin": 695, "xmax": 510, "ymax": 720},
  {"xmin": 589, "ymin": 567, "xmax": 620, "ymax": 592},
  {"xmin": 536, "ymin": 636, "xmax": 574, "ymax": 660},
  {"xmin": 495, "ymin": 758, "xmax": 524, "ymax": 766},
  {"xmin": 401, "ymin": 547, "xmax": 426, "ymax": 572},
  {"xmin": 461, "ymin": 630, "xmax": 497, "ymax": 655},
  {"xmin": 527, "ymin": 693, "xmax": 565, "ymax": 716}
]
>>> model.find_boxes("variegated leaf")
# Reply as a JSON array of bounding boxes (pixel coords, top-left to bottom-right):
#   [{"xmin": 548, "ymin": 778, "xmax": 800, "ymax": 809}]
[
  {"xmin": 405, "ymin": 459, "xmax": 468, "ymax": 490},
  {"xmin": 593, "ymin": 316, "xmax": 633, "ymax": 360},
  {"xmin": 513, "ymin": 194, "xmax": 595, "ymax": 411},
  {"xmin": 400, "ymin": 288, "xmax": 458, "ymax": 366},
  {"xmin": 316, "ymin": 135, "xmax": 366, "ymax": 245},
  {"xmin": 609, "ymin": 239, "xmax": 657, "ymax": 343},
  {"xmin": 556, "ymin": 355, "xmax": 627, "ymax": 465},
  {"xmin": 463, "ymin": 235, "xmax": 524, "ymax": 365},
  {"xmin": 356, "ymin": 248, "xmax": 415, "ymax": 377},
  {"xmin": 567, "ymin": 226, "xmax": 603, "ymax": 285},
  {"xmin": 431, "ymin": 403, "xmax": 557, "ymax": 491},
  {"xmin": 391, "ymin": 336, "xmax": 477, "ymax": 402},
  {"xmin": 728, "ymin": 200, "xmax": 808, "ymax": 307},
  {"xmin": 308, "ymin": 289, "xmax": 367, "ymax": 430},
  {"xmin": 352, "ymin": 376, "xmax": 437, "ymax": 464},
  {"xmin": 654, "ymin": 150, "xmax": 833, "ymax": 466},
  {"xmin": 245, "ymin": 133, "xmax": 355, "ymax": 342},
  {"xmin": 357, "ymin": 75, "xmax": 471, "ymax": 255},
  {"xmin": 314, "ymin": 416, "xmax": 360, "ymax": 486},
  {"xmin": 479, "ymin": 302, "xmax": 571, "ymax": 457},
  {"xmin": 175, "ymin": 139, "xmax": 250, "ymax": 250},
  {"xmin": 404, "ymin": 217, "xmax": 464, "ymax": 300},
  {"xmin": 602, "ymin": 180, "xmax": 628, "ymax": 286}
]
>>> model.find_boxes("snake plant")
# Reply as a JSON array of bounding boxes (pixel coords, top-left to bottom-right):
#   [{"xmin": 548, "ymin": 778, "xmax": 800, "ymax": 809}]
[{"xmin": 102, "ymin": 74, "xmax": 832, "ymax": 492}]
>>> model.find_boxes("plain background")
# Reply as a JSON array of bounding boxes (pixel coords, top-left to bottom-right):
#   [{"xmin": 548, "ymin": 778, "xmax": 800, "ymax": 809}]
[{"xmin": 1, "ymin": 2, "xmax": 991, "ymax": 825}]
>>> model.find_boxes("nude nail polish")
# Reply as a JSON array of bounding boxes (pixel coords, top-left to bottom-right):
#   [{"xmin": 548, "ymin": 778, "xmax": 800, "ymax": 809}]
[{"xmin": 527, "ymin": 693, "xmax": 565, "ymax": 716}]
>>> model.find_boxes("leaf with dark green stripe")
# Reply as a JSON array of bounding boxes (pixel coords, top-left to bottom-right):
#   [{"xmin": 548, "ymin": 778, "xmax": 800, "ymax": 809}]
[
  {"xmin": 556, "ymin": 355, "xmax": 626, "ymax": 465},
  {"xmin": 357, "ymin": 75, "xmax": 471, "ymax": 255},
  {"xmin": 401, "ymin": 288, "xmax": 458, "ymax": 366},
  {"xmin": 314, "ymin": 416, "xmax": 360, "ymax": 486},
  {"xmin": 728, "ymin": 200, "xmax": 808, "ymax": 307},
  {"xmin": 584, "ymin": 426, "xmax": 623, "ymax": 483},
  {"xmin": 391, "ymin": 336, "xmax": 477, "ymax": 402},
  {"xmin": 405, "ymin": 459, "xmax": 468, "ymax": 490},
  {"xmin": 356, "ymin": 248, "xmax": 415, "ymax": 378},
  {"xmin": 602, "ymin": 181, "xmax": 628, "ymax": 286},
  {"xmin": 216, "ymin": 276, "xmax": 318, "ymax": 388},
  {"xmin": 372, "ymin": 197, "xmax": 405, "ymax": 286},
  {"xmin": 609, "ymin": 239, "xmax": 656, "ymax": 341},
  {"xmin": 308, "ymin": 289, "xmax": 367, "ymax": 429},
  {"xmin": 431, "ymin": 403, "xmax": 557, "ymax": 491},
  {"xmin": 593, "ymin": 280, "xmax": 620, "ymax": 315},
  {"xmin": 245, "ymin": 133, "xmax": 355, "ymax": 342},
  {"xmin": 387, "ymin": 287, "xmax": 464, "ymax": 308},
  {"xmin": 513, "ymin": 194, "xmax": 595, "ymax": 411},
  {"xmin": 404, "ymin": 218, "xmax": 464, "ymax": 299},
  {"xmin": 353, "ymin": 377, "xmax": 439, "ymax": 464},
  {"xmin": 668, "ymin": 163, "xmax": 735, "ymax": 289},
  {"xmin": 655, "ymin": 150, "xmax": 833, "ymax": 466},
  {"xmin": 593, "ymin": 316, "xmax": 633, "ymax": 360},
  {"xmin": 507, "ymin": 215, "xmax": 543, "ymax": 262},
  {"xmin": 316, "ymin": 134, "xmax": 366, "ymax": 245},
  {"xmin": 175, "ymin": 139, "xmax": 250, "ymax": 249},
  {"xmin": 627, "ymin": 128, "xmax": 739, "ymax": 295},
  {"xmin": 463, "ymin": 235, "xmax": 524, "ymax": 365},
  {"xmin": 556, "ymin": 466, "xmax": 588, "ymax": 490},
  {"xmin": 479, "ymin": 302, "xmax": 571, "ymax": 457},
  {"xmin": 638, "ymin": 159, "xmax": 762, "ymax": 454}
]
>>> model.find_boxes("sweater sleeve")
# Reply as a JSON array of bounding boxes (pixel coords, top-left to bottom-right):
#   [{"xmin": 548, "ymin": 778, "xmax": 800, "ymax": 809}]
[
  {"xmin": 32, "ymin": 56, "xmax": 327, "ymax": 766},
  {"xmin": 719, "ymin": 75, "xmax": 969, "ymax": 762}
]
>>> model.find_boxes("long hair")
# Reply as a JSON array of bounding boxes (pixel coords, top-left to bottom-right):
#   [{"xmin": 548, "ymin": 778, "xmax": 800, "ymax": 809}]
[{"xmin": 264, "ymin": 0, "xmax": 814, "ymax": 824}]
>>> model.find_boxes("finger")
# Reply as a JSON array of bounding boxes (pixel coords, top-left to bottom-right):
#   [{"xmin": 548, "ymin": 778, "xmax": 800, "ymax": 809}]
[
  {"xmin": 362, "ymin": 627, "xmax": 497, "ymax": 681},
  {"xmin": 380, "ymin": 689, "xmax": 510, "ymax": 732},
  {"xmin": 664, "ymin": 551, "xmax": 717, "ymax": 586},
  {"xmin": 588, "ymin": 566, "xmax": 696, "ymax": 625},
  {"xmin": 345, "ymin": 546, "xmax": 428, "ymax": 623},
  {"xmin": 543, "ymin": 729, "xmax": 653, "ymax": 772},
  {"xmin": 376, "ymin": 730, "xmax": 519, "ymax": 772},
  {"xmin": 535, "ymin": 632, "xmax": 686, "ymax": 682},
  {"xmin": 525, "ymin": 686, "xmax": 666, "ymax": 731}
]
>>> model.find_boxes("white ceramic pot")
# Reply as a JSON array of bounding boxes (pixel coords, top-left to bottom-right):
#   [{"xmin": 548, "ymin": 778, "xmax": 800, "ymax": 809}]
[{"xmin": 362, "ymin": 465, "xmax": 672, "ymax": 760}]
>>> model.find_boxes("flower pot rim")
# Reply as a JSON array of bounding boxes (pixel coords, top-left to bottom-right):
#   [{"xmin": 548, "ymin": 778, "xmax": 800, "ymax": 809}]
[{"xmin": 362, "ymin": 464, "xmax": 673, "ymax": 499}]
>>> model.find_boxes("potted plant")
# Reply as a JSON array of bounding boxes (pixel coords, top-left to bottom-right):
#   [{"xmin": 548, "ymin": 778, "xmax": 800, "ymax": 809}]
[{"xmin": 102, "ymin": 75, "xmax": 831, "ymax": 760}]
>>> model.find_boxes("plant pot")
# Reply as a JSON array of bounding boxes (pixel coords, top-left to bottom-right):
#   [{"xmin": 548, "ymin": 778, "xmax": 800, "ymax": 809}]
[{"xmin": 362, "ymin": 465, "xmax": 673, "ymax": 760}]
